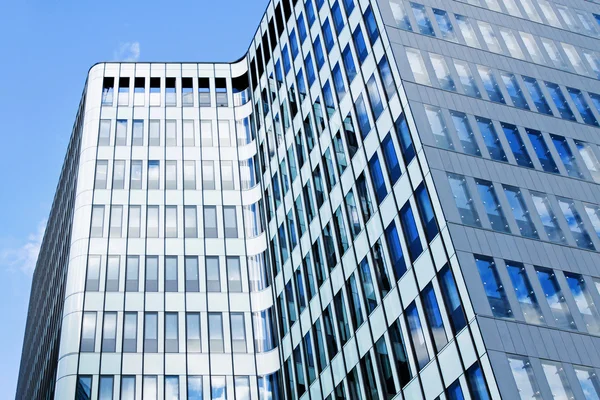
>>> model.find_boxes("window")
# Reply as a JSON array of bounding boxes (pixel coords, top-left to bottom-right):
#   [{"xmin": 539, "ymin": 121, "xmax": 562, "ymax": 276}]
[
  {"xmin": 411, "ymin": 3, "xmax": 434, "ymax": 36},
  {"xmin": 542, "ymin": 38, "xmax": 567, "ymax": 69},
  {"xmin": 568, "ymin": 87, "xmax": 599, "ymax": 126},
  {"xmin": 545, "ymin": 82, "xmax": 575, "ymax": 121},
  {"xmin": 132, "ymin": 120, "xmax": 143, "ymax": 146},
  {"xmin": 531, "ymin": 192, "xmax": 565, "ymax": 244},
  {"xmin": 202, "ymin": 160, "xmax": 215, "ymax": 190},
  {"xmin": 353, "ymin": 26, "xmax": 368, "ymax": 64},
  {"xmin": 149, "ymin": 120, "xmax": 160, "ymax": 146},
  {"xmin": 475, "ymin": 117, "xmax": 506, "ymax": 162},
  {"xmin": 91, "ymin": 205, "xmax": 105, "ymax": 237},
  {"xmin": 378, "ymin": 55, "xmax": 396, "ymax": 99},
  {"xmin": 218, "ymin": 120, "xmax": 231, "ymax": 147},
  {"xmin": 466, "ymin": 362, "xmax": 491, "ymax": 400},
  {"xmin": 148, "ymin": 160, "xmax": 159, "ymax": 190},
  {"xmin": 101, "ymin": 312, "xmax": 117, "ymax": 352},
  {"xmin": 565, "ymin": 272, "xmax": 600, "ymax": 335},
  {"xmin": 421, "ymin": 283, "xmax": 447, "ymax": 352},
  {"xmin": 574, "ymin": 366, "xmax": 600, "ymax": 400},
  {"xmin": 186, "ymin": 313, "xmax": 201, "ymax": 352},
  {"xmin": 501, "ymin": 73, "xmax": 529, "ymax": 110},
  {"xmin": 115, "ymin": 120, "xmax": 127, "ymax": 146},
  {"xmin": 209, "ymin": 313, "xmax": 224, "ymax": 352},
  {"xmin": 450, "ymin": 111, "xmax": 480, "ymax": 156},
  {"xmin": 522, "ymin": 77, "xmax": 552, "ymax": 115},
  {"xmin": 231, "ymin": 313, "xmax": 247, "ymax": 352},
  {"xmin": 503, "ymin": 186, "xmax": 538, "ymax": 239},
  {"xmin": 165, "ymin": 313, "xmax": 178, "ymax": 352},
  {"xmin": 520, "ymin": 32, "xmax": 545, "ymax": 64},
  {"xmin": 165, "ymin": 206, "xmax": 177, "ymax": 238},
  {"xmin": 81, "ymin": 312, "xmax": 96, "ymax": 352},
  {"xmin": 454, "ymin": 60, "xmax": 480, "ymax": 98},
  {"xmin": 536, "ymin": 267, "xmax": 576, "ymax": 330},
  {"xmin": 366, "ymin": 75, "xmax": 383, "ymax": 119},
  {"xmin": 166, "ymin": 120, "xmax": 177, "ymax": 146},
  {"xmin": 147, "ymin": 206, "xmax": 159, "ymax": 238},
  {"xmin": 95, "ymin": 161, "xmax": 108, "ymax": 189},
  {"xmin": 165, "ymin": 256, "xmax": 178, "ymax": 292},
  {"xmin": 342, "ymin": 45, "xmax": 357, "ymax": 82},
  {"xmin": 432, "ymin": 8, "xmax": 455, "ymax": 41},
  {"xmin": 381, "ymin": 134, "xmax": 401, "ymax": 184},
  {"xmin": 395, "ymin": 113, "xmax": 415, "ymax": 164},
  {"xmin": 562, "ymin": 43, "xmax": 587, "ymax": 75},
  {"xmin": 400, "ymin": 201, "xmax": 423, "ymax": 261},
  {"xmin": 505, "ymin": 261, "xmax": 543, "ymax": 325},
  {"xmin": 500, "ymin": 28, "xmax": 524, "ymax": 59},
  {"xmin": 369, "ymin": 153, "xmax": 387, "ymax": 204},
  {"xmin": 204, "ymin": 206, "xmax": 218, "ymax": 238},
  {"xmin": 576, "ymin": 141, "xmax": 600, "ymax": 182},
  {"xmin": 144, "ymin": 313, "xmax": 158, "ymax": 352},
  {"xmin": 476, "ymin": 179, "xmax": 509, "ymax": 233},
  {"xmin": 455, "ymin": 15, "xmax": 480, "ymax": 48},
  {"xmin": 143, "ymin": 376, "xmax": 157, "ymax": 400},
  {"xmin": 183, "ymin": 120, "xmax": 194, "ymax": 146},
  {"xmin": 585, "ymin": 204, "xmax": 600, "ymax": 239},
  {"xmin": 385, "ymin": 221, "xmax": 407, "ymax": 280},
  {"xmin": 448, "ymin": 173, "xmax": 480, "ymax": 227},
  {"xmin": 406, "ymin": 48, "xmax": 430, "ymax": 85},
  {"xmin": 123, "ymin": 312, "xmax": 137, "ymax": 352},
  {"xmin": 558, "ymin": 197, "xmax": 595, "ymax": 250},
  {"xmin": 126, "ymin": 256, "xmax": 139, "ymax": 292},
  {"xmin": 121, "ymin": 376, "xmax": 135, "ymax": 400},
  {"xmin": 508, "ymin": 356, "xmax": 541, "ymax": 400},
  {"xmin": 206, "ymin": 257, "xmax": 220, "ymax": 292},
  {"xmin": 224, "ymin": 257, "xmax": 242, "ymax": 293},
  {"xmin": 165, "ymin": 377, "xmax": 179, "ymax": 400},
  {"xmin": 390, "ymin": 0, "xmax": 411, "ymax": 30},
  {"xmin": 430, "ymin": 53, "xmax": 455, "ymax": 91},
  {"xmin": 478, "ymin": 21, "xmax": 501, "ymax": 53},
  {"xmin": 425, "ymin": 105, "xmax": 453, "ymax": 150},
  {"xmin": 502, "ymin": 123, "xmax": 533, "ymax": 168},
  {"xmin": 130, "ymin": 160, "xmax": 142, "ymax": 189},
  {"xmin": 475, "ymin": 255, "xmax": 512, "ymax": 318},
  {"xmin": 541, "ymin": 361, "xmax": 576, "ymax": 399},
  {"xmin": 183, "ymin": 160, "xmax": 196, "ymax": 190},
  {"xmin": 77, "ymin": 375, "xmax": 92, "ymax": 400},
  {"xmin": 163, "ymin": 161, "xmax": 176, "ymax": 190},
  {"xmin": 106, "ymin": 256, "xmax": 120, "ymax": 292},
  {"xmin": 388, "ymin": 320, "xmax": 412, "ymax": 386},
  {"xmin": 102, "ymin": 78, "xmax": 114, "ymax": 105},
  {"xmin": 145, "ymin": 256, "xmax": 158, "ymax": 292},
  {"xmin": 477, "ymin": 66, "xmax": 504, "ymax": 103},
  {"xmin": 406, "ymin": 302, "xmax": 430, "ymax": 370},
  {"xmin": 184, "ymin": 206, "xmax": 197, "ymax": 238},
  {"xmin": 86, "ymin": 256, "xmax": 100, "ymax": 291},
  {"xmin": 112, "ymin": 160, "xmax": 125, "ymax": 189},
  {"xmin": 355, "ymin": 94, "xmax": 371, "ymax": 138},
  {"xmin": 201, "ymin": 120, "xmax": 213, "ymax": 147},
  {"xmin": 223, "ymin": 206, "xmax": 238, "ymax": 238},
  {"xmin": 374, "ymin": 336, "xmax": 396, "ymax": 397},
  {"xmin": 551, "ymin": 135, "xmax": 582, "ymax": 178},
  {"xmin": 439, "ymin": 264, "xmax": 467, "ymax": 333}
]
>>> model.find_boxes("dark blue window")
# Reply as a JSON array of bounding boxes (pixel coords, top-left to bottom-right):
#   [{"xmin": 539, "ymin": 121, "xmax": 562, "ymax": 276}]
[
  {"xmin": 323, "ymin": 81, "xmax": 335, "ymax": 115},
  {"xmin": 395, "ymin": 114, "xmax": 415, "ymax": 164},
  {"xmin": 447, "ymin": 380, "xmax": 465, "ymax": 400},
  {"xmin": 385, "ymin": 221, "xmax": 407, "ymax": 280},
  {"xmin": 526, "ymin": 129, "xmax": 559, "ymax": 173},
  {"xmin": 287, "ymin": 210, "xmax": 298, "ymax": 250},
  {"xmin": 439, "ymin": 264, "xmax": 467, "ymax": 333},
  {"xmin": 366, "ymin": 75, "xmax": 384, "ymax": 119},
  {"xmin": 477, "ymin": 66, "xmax": 505, "ymax": 104},
  {"xmin": 342, "ymin": 0, "xmax": 355, "ymax": 15},
  {"xmin": 506, "ymin": 261, "xmax": 544, "ymax": 325},
  {"xmin": 305, "ymin": 53, "xmax": 316, "ymax": 86},
  {"xmin": 278, "ymin": 224, "xmax": 289, "ymax": 263},
  {"xmin": 314, "ymin": 36, "xmax": 325, "ymax": 70},
  {"xmin": 332, "ymin": 1, "xmax": 345, "ymax": 33},
  {"xmin": 545, "ymin": 82, "xmax": 575, "ymax": 121},
  {"xmin": 378, "ymin": 55, "xmax": 395, "ymax": 99},
  {"xmin": 364, "ymin": 6, "xmax": 379, "ymax": 44},
  {"xmin": 406, "ymin": 303, "xmax": 430, "ymax": 370},
  {"xmin": 466, "ymin": 363, "xmax": 491, "ymax": 400},
  {"xmin": 306, "ymin": 0, "xmax": 316, "ymax": 26},
  {"xmin": 290, "ymin": 29, "xmax": 299, "ymax": 59},
  {"xmin": 400, "ymin": 202, "xmax": 423, "ymax": 261},
  {"xmin": 415, "ymin": 183, "xmax": 438, "ymax": 242},
  {"xmin": 504, "ymin": 185, "xmax": 539, "ymax": 240},
  {"xmin": 411, "ymin": 3, "xmax": 435, "ymax": 36},
  {"xmin": 450, "ymin": 111, "xmax": 480, "ymax": 156},
  {"xmin": 315, "ymin": 0, "xmax": 324, "ymax": 10},
  {"xmin": 568, "ymin": 87, "xmax": 599, "ymax": 126},
  {"xmin": 342, "ymin": 45, "xmax": 357, "ymax": 82},
  {"xmin": 381, "ymin": 134, "xmax": 401, "ymax": 184},
  {"xmin": 76, "ymin": 376, "xmax": 92, "ymax": 400},
  {"xmin": 475, "ymin": 255, "xmax": 512, "ymax": 318},
  {"xmin": 368, "ymin": 153, "xmax": 387, "ymax": 204},
  {"xmin": 551, "ymin": 134, "xmax": 583, "ymax": 178},
  {"xmin": 353, "ymin": 26, "xmax": 368, "ymax": 64},
  {"xmin": 476, "ymin": 117, "xmax": 507, "ymax": 162},
  {"xmin": 298, "ymin": 13, "xmax": 307, "ymax": 43},
  {"xmin": 297, "ymin": 69, "xmax": 307, "ymax": 100},
  {"xmin": 475, "ymin": 179, "xmax": 509, "ymax": 233},
  {"xmin": 332, "ymin": 63, "xmax": 346, "ymax": 98},
  {"xmin": 522, "ymin": 76, "xmax": 552, "ymax": 115},
  {"xmin": 323, "ymin": 19, "xmax": 335, "ymax": 53},
  {"xmin": 422, "ymin": 283, "xmax": 448, "ymax": 352},
  {"xmin": 501, "ymin": 72, "xmax": 529, "ymax": 110},
  {"xmin": 275, "ymin": 60, "xmax": 283, "ymax": 85},
  {"xmin": 355, "ymin": 94, "xmax": 371, "ymax": 138},
  {"xmin": 502, "ymin": 123, "xmax": 533, "ymax": 168},
  {"xmin": 590, "ymin": 92, "xmax": 600, "ymax": 114},
  {"xmin": 282, "ymin": 44, "xmax": 291, "ymax": 75}
]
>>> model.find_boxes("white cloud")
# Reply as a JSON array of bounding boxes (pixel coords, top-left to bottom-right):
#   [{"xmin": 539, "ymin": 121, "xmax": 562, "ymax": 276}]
[
  {"xmin": 0, "ymin": 220, "xmax": 46, "ymax": 275},
  {"xmin": 113, "ymin": 41, "xmax": 141, "ymax": 62}
]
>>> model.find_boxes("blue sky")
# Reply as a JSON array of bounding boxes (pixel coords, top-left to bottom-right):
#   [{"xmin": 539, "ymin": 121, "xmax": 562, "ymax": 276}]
[{"xmin": 0, "ymin": 0, "xmax": 266, "ymax": 396}]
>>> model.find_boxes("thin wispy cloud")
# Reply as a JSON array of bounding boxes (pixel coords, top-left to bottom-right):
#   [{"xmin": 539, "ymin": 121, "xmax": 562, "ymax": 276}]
[
  {"xmin": 113, "ymin": 41, "xmax": 141, "ymax": 62},
  {"xmin": 0, "ymin": 220, "xmax": 46, "ymax": 275}
]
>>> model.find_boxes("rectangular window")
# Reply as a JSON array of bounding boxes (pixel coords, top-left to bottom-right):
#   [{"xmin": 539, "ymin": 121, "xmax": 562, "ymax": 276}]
[
  {"xmin": 146, "ymin": 206, "xmax": 159, "ymax": 238},
  {"xmin": 475, "ymin": 255, "xmax": 512, "ymax": 318},
  {"xmin": 231, "ymin": 313, "xmax": 247, "ymax": 352},
  {"xmin": 145, "ymin": 256, "xmax": 158, "ymax": 292},
  {"xmin": 221, "ymin": 161, "xmax": 234, "ymax": 190},
  {"xmin": 144, "ymin": 313, "xmax": 158, "ymax": 352},
  {"xmin": 454, "ymin": 60, "xmax": 481, "ymax": 98},
  {"xmin": 531, "ymin": 192, "xmax": 565, "ymax": 244},
  {"xmin": 450, "ymin": 110, "xmax": 480, "ymax": 156},
  {"xmin": 545, "ymin": 82, "xmax": 575, "ymax": 120},
  {"xmin": 384, "ymin": 221, "xmax": 407, "ymax": 280},
  {"xmin": 126, "ymin": 256, "xmax": 139, "ymax": 292},
  {"xmin": 415, "ymin": 183, "xmax": 438, "ymax": 242},
  {"xmin": 186, "ymin": 313, "xmax": 201, "ymax": 352},
  {"xmin": 562, "ymin": 43, "xmax": 587, "ymax": 75},
  {"xmin": 406, "ymin": 48, "xmax": 430, "ymax": 85},
  {"xmin": 184, "ymin": 206, "xmax": 197, "ymax": 238},
  {"xmin": 353, "ymin": 26, "xmax": 368, "ymax": 64},
  {"xmin": 106, "ymin": 256, "xmax": 120, "ymax": 292},
  {"xmin": 455, "ymin": 14, "xmax": 480, "ymax": 48},
  {"xmin": 500, "ymin": 73, "xmax": 529, "ymax": 110},
  {"xmin": 130, "ymin": 161, "xmax": 142, "ymax": 189},
  {"xmin": 400, "ymin": 201, "xmax": 423, "ymax": 261},
  {"xmin": 585, "ymin": 204, "xmax": 600, "ymax": 239},
  {"xmin": 421, "ymin": 283, "xmax": 448, "ymax": 352},
  {"xmin": 149, "ymin": 120, "xmax": 160, "ymax": 146},
  {"xmin": 209, "ymin": 313, "xmax": 224, "ymax": 352},
  {"xmin": 165, "ymin": 377, "xmax": 179, "ymax": 400},
  {"xmin": 500, "ymin": 28, "xmax": 524, "ymax": 59},
  {"xmin": 505, "ymin": 261, "xmax": 543, "ymax": 325},
  {"xmin": 204, "ymin": 206, "xmax": 218, "ymax": 238},
  {"xmin": 183, "ymin": 257, "xmax": 199, "ymax": 293},
  {"xmin": 448, "ymin": 173, "xmax": 480, "ymax": 227},
  {"xmin": 475, "ymin": 117, "xmax": 506, "ymax": 162},
  {"xmin": 381, "ymin": 134, "xmax": 401, "ymax": 184},
  {"xmin": 406, "ymin": 302, "xmax": 430, "ymax": 370},
  {"xmin": 466, "ymin": 362, "xmax": 491, "ymax": 400},
  {"xmin": 166, "ymin": 120, "xmax": 177, "ymax": 146},
  {"xmin": 226, "ymin": 256, "xmax": 242, "ymax": 293},
  {"xmin": 95, "ymin": 161, "xmax": 108, "ymax": 189},
  {"xmin": 102, "ymin": 312, "xmax": 117, "ymax": 352},
  {"xmin": 165, "ymin": 312, "xmax": 179, "ymax": 352},
  {"xmin": 132, "ymin": 120, "xmax": 143, "ymax": 146},
  {"xmin": 148, "ymin": 160, "xmax": 159, "ymax": 190},
  {"xmin": 568, "ymin": 87, "xmax": 599, "ymax": 126},
  {"xmin": 520, "ymin": 32, "xmax": 545, "ymax": 64},
  {"xmin": 91, "ymin": 205, "xmax": 105, "ymax": 238},
  {"xmin": 345, "ymin": 190, "xmax": 361, "ymax": 239},
  {"xmin": 522, "ymin": 77, "xmax": 552, "ymax": 115},
  {"xmin": 574, "ymin": 366, "xmax": 600, "ymax": 400},
  {"xmin": 206, "ymin": 256, "xmax": 220, "ymax": 292},
  {"xmin": 503, "ymin": 186, "xmax": 539, "ymax": 239},
  {"xmin": 102, "ymin": 78, "xmax": 114, "ymax": 105},
  {"xmin": 123, "ymin": 312, "xmax": 137, "ymax": 352},
  {"xmin": 565, "ymin": 272, "xmax": 600, "ymax": 335},
  {"xmin": 143, "ymin": 376, "xmax": 157, "ymax": 400},
  {"xmin": 425, "ymin": 105, "xmax": 454, "ymax": 150},
  {"xmin": 439, "ymin": 264, "xmax": 467, "ymax": 333},
  {"xmin": 366, "ymin": 75, "xmax": 384, "ymax": 119},
  {"xmin": 99, "ymin": 376, "xmax": 113, "ymax": 400},
  {"xmin": 542, "ymin": 38, "xmax": 567, "ymax": 69},
  {"xmin": 430, "ymin": 53, "xmax": 455, "ymax": 91},
  {"xmin": 558, "ymin": 197, "xmax": 595, "ymax": 250},
  {"xmin": 81, "ymin": 312, "xmax": 96, "ymax": 352},
  {"xmin": 508, "ymin": 356, "xmax": 541, "ymax": 400},
  {"xmin": 502, "ymin": 123, "xmax": 533, "ymax": 168},
  {"xmin": 390, "ymin": 1, "xmax": 411, "ymax": 30},
  {"xmin": 369, "ymin": 153, "xmax": 387, "ymax": 204},
  {"xmin": 109, "ymin": 161, "xmax": 125, "ymax": 191},
  {"xmin": 478, "ymin": 21, "xmax": 501, "ymax": 53},
  {"xmin": 577, "ymin": 141, "xmax": 600, "ymax": 183},
  {"xmin": 223, "ymin": 206, "xmax": 238, "ymax": 238},
  {"xmin": 165, "ymin": 256, "xmax": 178, "ymax": 292},
  {"xmin": 536, "ymin": 267, "xmax": 576, "ymax": 330},
  {"xmin": 477, "ymin": 65, "xmax": 504, "ymax": 103},
  {"xmin": 475, "ymin": 179, "xmax": 509, "ymax": 233},
  {"xmin": 121, "ymin": 376, "xmax": 135, "ymax": 400},
  {"xmin": 541, "ymin": 361, "xmax": 576, "ymax": 399},
  {"xmin": 165, "ymin": 206, "xmax": 178, "ymax": 238},
  {"xmin": 86, "ymin": 256, "xmax": 101, "ymax": 291},
  {"xmin": 550, "ymin": 135, "xmax": 582, "ymax": 178},
  {"xmin": 342, "ymin": 45, "xmax": 357, "ymax": 82},
  {"xmin": 115, "ymin": 120, "xmax": 127, "ymax": 146}
]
